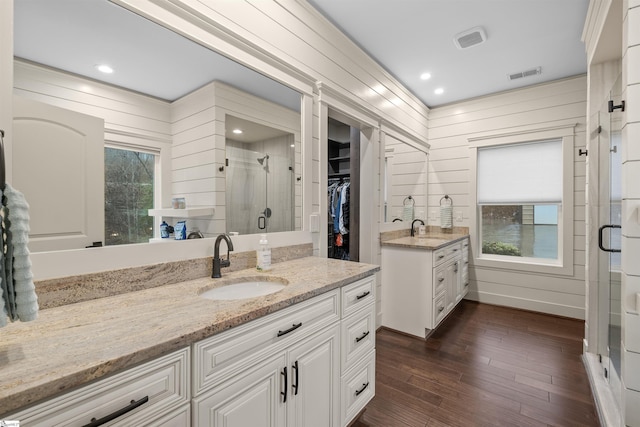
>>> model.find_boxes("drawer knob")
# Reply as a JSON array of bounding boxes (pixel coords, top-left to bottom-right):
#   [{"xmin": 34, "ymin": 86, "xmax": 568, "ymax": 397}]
[
  {"xmin": 355, "ymin": 331, "xmax": 370, "ymax": 343},
  {"xmin": 438, "ymin": 254, "xmax": 445, "ymax": 259},
  {"xmin": 438, "ymin": 277, "xmax": 445, "ymax": 283},
  {"xmin": 355, "ymin": 382, "xmax": 370, "ymax": 397},
  {"xmin": 438, "ymin": 306, "xmax": 445, "ymax": 312}
]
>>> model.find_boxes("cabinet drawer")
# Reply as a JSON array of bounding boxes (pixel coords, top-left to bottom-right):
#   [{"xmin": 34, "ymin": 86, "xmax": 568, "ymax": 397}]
[
  {"xmin": 433, "ymin": 242, "xmax": 461, "ymax": 266},
  {"xmin": 9, "ymin": 348, "xmax": 190, "ymax": 427},
  {"xmin": 193, "ymin": 289, "xmax": 339, "ymax": 395},
  {"xmin": 434, "ymin": 265, "xmax": 446, "ymax": 297},
  {"xmin": 341, "ymin": 349, "xmax": 375, "ymax": 427},
  {"xmin": 341, "ymin": 305, "xmax": 376, "ymax": 373},
  {"xmin": 341, "ymin": 276, "xmax": 375, "ymax": 317},
  {"xmin": 434, "ymin": 293, "xmax": 447, "ymax": 326}
]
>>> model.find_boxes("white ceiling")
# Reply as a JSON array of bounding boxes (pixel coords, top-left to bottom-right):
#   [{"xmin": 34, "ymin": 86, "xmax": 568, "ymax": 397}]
[
  {"xmin": 14, "ymin": 0, "xmax": 590, "ymax": 111},
  {"xmin": 307, "ymin": 0, "xmax": 590, "ymax": 107},
  {"xmin": 13, "ymin": 0, "xmax": 301, "ymax": 111}
]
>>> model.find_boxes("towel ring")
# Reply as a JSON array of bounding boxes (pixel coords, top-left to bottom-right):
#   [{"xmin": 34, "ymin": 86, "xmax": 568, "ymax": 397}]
[
  {"xmin": 403, "ymin": 195, "xmax": 414, "ymax": 206},
  {"xmin": 439, "ymin": 195, "xmax": 453, "ymax": 206}
]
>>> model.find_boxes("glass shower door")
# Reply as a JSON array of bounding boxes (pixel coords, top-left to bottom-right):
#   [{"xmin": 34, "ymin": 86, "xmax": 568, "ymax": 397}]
[
  {"xmin": 226, "ymin": 147, "xmax": 294, "ymax": 235},
  {"xmin": 597, "ymin": 74, "xmax": 622, "ymax": 405}
]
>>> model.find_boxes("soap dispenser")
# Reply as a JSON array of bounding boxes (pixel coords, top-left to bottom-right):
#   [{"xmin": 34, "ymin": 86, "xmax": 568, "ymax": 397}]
[{"xmin": 256, "ymin": 234, "xmax": 272, "ymax": 271}]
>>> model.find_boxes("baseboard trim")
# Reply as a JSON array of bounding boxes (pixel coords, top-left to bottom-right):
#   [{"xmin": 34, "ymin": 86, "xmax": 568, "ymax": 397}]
[{"xmin": 465, "ymin": 291, "xmax": 585, "ymax": 319}]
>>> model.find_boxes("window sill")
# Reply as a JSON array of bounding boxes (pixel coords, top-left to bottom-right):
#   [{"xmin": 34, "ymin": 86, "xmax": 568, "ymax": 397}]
[{"xmin": 474, "ymin": 254, "xmax": 574, "ymax": 277}]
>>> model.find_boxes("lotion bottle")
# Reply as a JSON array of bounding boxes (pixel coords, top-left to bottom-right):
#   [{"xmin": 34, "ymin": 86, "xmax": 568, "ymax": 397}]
[{"xmin": 257, "ymin": 234, "xmax": 272, "ymax": 271}]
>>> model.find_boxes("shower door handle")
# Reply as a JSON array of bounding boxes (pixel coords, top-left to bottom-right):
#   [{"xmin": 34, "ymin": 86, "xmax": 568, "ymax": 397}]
[
  {"xmin": 598, "ymin": 224, "xmax": 621, "ymax": 253},
  {"xmin": 258, "ymin": 215, "xmax": 266, "ymax": 230}
]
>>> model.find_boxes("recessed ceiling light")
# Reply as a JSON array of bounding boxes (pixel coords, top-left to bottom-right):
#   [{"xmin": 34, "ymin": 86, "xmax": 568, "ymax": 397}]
[
  {"xmin": 96, "ymin": 64, "xmax": 114, "ymax": 74},
  {"xmin": 434, "ymin": 88, "xmax": 444, "ymax": 95},
  {"xmin": 232, "ymin": 129, "xmax": 243, "ymax": 134},
  {"xmin": 420, "ymin": 72, "xmax": 432, "ymax": 80}
]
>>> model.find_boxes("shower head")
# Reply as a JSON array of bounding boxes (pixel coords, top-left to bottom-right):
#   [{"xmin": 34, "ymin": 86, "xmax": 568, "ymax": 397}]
[{"xmin": 257, "ymin": 154, "xmax": 269, "ymax": 165}]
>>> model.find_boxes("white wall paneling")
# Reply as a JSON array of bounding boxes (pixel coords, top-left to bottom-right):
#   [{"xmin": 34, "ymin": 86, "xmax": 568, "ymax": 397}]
[{"xmin": 429, "ymin": 76, "xmax": 587, "ymax": 319}]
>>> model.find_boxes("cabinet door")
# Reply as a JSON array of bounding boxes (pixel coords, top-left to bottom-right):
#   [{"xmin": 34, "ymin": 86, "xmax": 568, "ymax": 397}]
[
  {"xmin": 287, "ymin": 324, "xmax": 340, "ymax": 427},
  {"xmin": 192, "ymin": 354, "xmax": 287, "ymax": 427}
]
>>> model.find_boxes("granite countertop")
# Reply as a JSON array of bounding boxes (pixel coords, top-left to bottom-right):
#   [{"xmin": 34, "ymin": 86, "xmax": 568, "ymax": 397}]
[
  {"xmin": 0, "ymin": 256, "xmax": 379, "ymax": 416},
  {"xmin": 381, "ymin": 232, "xmax": 469, "ymax": 250}
]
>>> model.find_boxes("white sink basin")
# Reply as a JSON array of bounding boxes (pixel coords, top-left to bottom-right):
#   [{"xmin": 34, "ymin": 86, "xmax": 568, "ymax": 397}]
[{"xmin": 200, "ymin": 278, "xmax": 287, "ymax": 300}]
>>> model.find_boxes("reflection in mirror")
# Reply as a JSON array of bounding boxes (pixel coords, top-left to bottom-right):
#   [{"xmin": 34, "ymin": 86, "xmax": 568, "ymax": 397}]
[
  {"xmin": 13, "ymin": 0, "xmax": 302, "ymax": 252},
  {"xmin": 226, "ymin": 116, "xmax": 296, "ymax": 235},
  {"xmin": 383, "ymin": 134, "xmax": 428, "ymax": 223}
]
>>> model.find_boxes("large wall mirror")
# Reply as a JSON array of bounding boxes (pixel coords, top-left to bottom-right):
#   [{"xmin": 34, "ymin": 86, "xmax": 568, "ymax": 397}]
[
  {"xmin": 382, "ymin": 132, "xmax": 429, "ymax": 224},
  {"xmin": 13, "ymin": 0, "xmax": 302, "ymax": 253}
]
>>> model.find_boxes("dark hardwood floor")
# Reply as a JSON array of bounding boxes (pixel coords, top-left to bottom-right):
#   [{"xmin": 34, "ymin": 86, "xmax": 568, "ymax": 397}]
[{"xmin": 353, "ymin": 300, "xmax": 600, "ymax": 427}]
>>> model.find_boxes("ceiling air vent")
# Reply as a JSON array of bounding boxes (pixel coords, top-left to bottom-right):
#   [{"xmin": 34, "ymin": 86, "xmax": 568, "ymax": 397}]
[
  {"xmin": 508, "ymin": 67, "xmax": 542, "ymax": 81},
  {"xmin": 453, "ymin": 27, "xmax": 486, "ymax": 49}
]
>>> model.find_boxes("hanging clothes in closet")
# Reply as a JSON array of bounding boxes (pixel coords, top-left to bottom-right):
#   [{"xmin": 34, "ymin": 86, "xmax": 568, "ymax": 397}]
[
  {"xmin": 0, "ymin": 129, "xmax": 38, "ymax": 328},
  {"xmin": 328, "ymin": 179, "xmax": 350, "ymax": 260}
]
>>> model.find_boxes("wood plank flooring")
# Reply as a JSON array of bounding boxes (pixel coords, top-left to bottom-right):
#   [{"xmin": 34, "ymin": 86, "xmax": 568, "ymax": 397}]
[{"xmin": 353, "ymin": 301, "xmax": 600, "ymax": 427}]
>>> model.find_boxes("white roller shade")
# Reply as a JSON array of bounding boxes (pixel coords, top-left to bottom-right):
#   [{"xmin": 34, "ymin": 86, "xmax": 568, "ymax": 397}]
[{"xmin": 477, "ymin": 139, "xmax": 562, "ymax": 204}]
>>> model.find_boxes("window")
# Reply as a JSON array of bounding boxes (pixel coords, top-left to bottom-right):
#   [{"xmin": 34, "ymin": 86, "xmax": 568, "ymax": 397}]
[
  {"xmin": 104, "ymin": 146, "xmax": 156, "ymax": 245},
  {"xmin": 477, "ymin": 139, "xmax": 562, "ymax": 263},
  {"xmin": 469, "ymin": 123, "xmax": 576, "ymax": 277}
]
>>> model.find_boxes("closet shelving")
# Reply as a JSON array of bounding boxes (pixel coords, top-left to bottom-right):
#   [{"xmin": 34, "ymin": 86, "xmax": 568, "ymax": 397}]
[{"xmin": 328, "ymin": 139, "xmax": 351, "ymax": 179}]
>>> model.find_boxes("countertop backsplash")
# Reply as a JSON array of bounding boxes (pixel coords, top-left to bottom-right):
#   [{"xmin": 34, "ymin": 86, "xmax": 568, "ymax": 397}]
[{"xmin": 35, "ymin": 243, "xmax": 313, "ymax": 310}]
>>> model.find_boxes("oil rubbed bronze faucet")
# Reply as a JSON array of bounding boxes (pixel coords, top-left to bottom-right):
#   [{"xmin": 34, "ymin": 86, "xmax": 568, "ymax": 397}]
[
  {"xmin": 410, "ymin": 218, "xmax": 425, "ymax": 237},
  {"xmin": 212, "ymin": 233, "xmax": 234, "ymax": 278}
]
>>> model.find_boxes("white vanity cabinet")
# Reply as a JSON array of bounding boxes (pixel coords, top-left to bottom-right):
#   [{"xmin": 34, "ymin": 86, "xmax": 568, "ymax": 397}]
[
  {"xmin": 7, "ymin": 348, "xmax": 191, "ymax": 427},
  {"xmin": 4, "ymin": 274, "xmax": 377, "ymax": 427},
  {"xmin": 192, "ymin": 288, "xmax": 342, "ymax": 427},
  {"xmin": 192, "ymin": 276, "xmax": 376, "ymax": 427},
  {"xmin": 382, "ymin": 237, "xmax": 469, "ymax": 339}
]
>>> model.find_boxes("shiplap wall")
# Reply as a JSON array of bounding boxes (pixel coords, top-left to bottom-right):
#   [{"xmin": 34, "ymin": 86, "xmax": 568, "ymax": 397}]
[
  {"xmin": 13, "ymin": 61, "xmax": 171, "ymax": 141},
  {"xmin": 169, "ymin": 80, "xmax": 301, "ymax": 237},
  {"xmin": 385, "ymin": 134, "xmax": 428, "ymax": 222},
  {"xmin": 428, "ymin": 76, "xmax": 588, "ymax": 319}
]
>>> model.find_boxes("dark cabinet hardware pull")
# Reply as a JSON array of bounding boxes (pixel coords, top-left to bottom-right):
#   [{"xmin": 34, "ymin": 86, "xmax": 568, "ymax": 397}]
[
  {"xmin": 355, "ymin": 382, "xmax": 369, "ymax": 396},
  {"xmin": 281, "ymin": 367, "xmax": 288, "ymax": 403},
  {"xmin": 598, "ymin": 224, "xmax": 621, "ymax": 253},
  {"xmin": 82, "ymin": 396, "xmax": 149, "ymax": 427},
  {"xmin": 453, "ymin": 248, "xmax": 458, "ymax": 252},
  {"xmin": 258, "ymin": 215, "xmax": 266, "ymax": 230},
  {"xmin": 438, "ymin": 306, "xmax": 445, "ymax": 312},
  {"xmin": 355, "ymin": 331, "xmax": 370, "ymax": 343},
  {"xmin": 454, "ymin": 262, "xmax": 459, "ymax": 273},
  {"xmin": 278, "ymin": 322, "xmax": 302, "ymax": 337},
  {"xmin": 292, "ymin": 361, "xmax": 299, "ymax": 396},
  {"xmin": 438, "ymin": 254, "xmax": 445, "ymax": 259},
  {"xmin": 356, "ymin": 291, "xmax": 370, "ymax": 300},
  {"xmin": 438, "ymin": 277, "xmax": 444, "ymax": 283}
]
